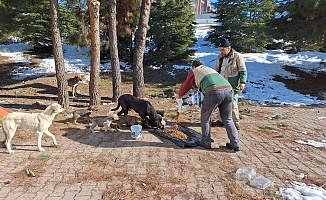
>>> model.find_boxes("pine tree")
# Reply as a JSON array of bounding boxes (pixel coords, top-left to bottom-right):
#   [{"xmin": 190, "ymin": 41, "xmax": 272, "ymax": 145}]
[
  {"xmin": 133, "ymin": 0, "xmax": 151, "ymax": 98},
  {"xmin": 271, "ymin": 0, "xmax": 326, "ymax": 52},
  {"xmin": 115, "ymin": 0, "xmax": 139, "ymax": 61},
  {"xmin": 106, "ymin": 0, "xmax": 122, "ymax": 102},
  {"xmin": 50, "ymin": 0, "xmax": 69, "ymax": 108},
  {"xmin": 0, "ymin": 0, "xmax": 87, "ymax": 51},
  {"xmin": 59, "ymin": 4, "xmax": 88, "ymax": 47},
  {"xmin": 211, "ymin": 0, "xmax": 277, "ymax": 52},
  {"xmin": 147, "ymin": 0, "xmax": 196, "ymax": 65},
  {"xmin": 88, "ymin": 0, "xmax": 101, "ymax": 106},
  {"xmin": 0, "ymin": 1, "xmax": 19, "ymax": 43},
  {"xmin": 12, "ymin": 0, "xmax": 52, "ymax": 51}
]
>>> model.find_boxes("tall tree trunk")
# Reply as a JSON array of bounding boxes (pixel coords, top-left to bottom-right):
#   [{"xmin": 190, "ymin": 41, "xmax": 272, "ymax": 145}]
[
  {"xmin": 88, "ymin": 0, "xmax": 101, "ymax": 105},
  {"xmin": 50, "ymin": 0, "xmax": 69, "ymax": 108},
  {"xmin": 132, "ymin": 0, "xmax": 151, "ymax": 98},
  {"xmin": 108, "ymin": 0, "xmax": 122, "ymax": 102}
]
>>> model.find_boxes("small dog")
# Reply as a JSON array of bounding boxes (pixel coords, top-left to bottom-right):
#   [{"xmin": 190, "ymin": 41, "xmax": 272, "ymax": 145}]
[
  {"xmin": 1, "ymin": 103, "xmax": 64, "ymax": 154},
  {"xmin": 117, "ymin": 115, "xmax": 141, "ymax": 128},
  {"xmin": 68, "ymin": 75, "xmax": 83, "ymax": 97},
  {"xmin": 72, "ymin": 109, "xmax": 92, "ymax": 124},
  {"xmin": 143, "ymin": 114, "xmax": 166, "ymax": 129},
  {"xmin": 111, "ymin": 94, "xmax": 163, "ymax": 128},
  {"xmin": 90, "ymin": 112, "xmax": 120, "ymax": 133}
]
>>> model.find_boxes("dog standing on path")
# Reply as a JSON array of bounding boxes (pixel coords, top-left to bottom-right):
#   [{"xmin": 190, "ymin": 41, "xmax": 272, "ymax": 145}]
[
  {"xmin": 111, "ymin": 94, "xmax": 163, "ymax": 128},
  {"xmin": 90, "ymin": 112, "xmax": 120, "ymax": 133},
  {"xmin": 68, "ymin": 75, "xmax": 83, "ymax": 97},
  {"xmin": 72, "ymin": 109, "xmax": 92, "ymax": 124},
  {"xmin": 1, "ymin": 103, "xmax": 64, "ymax": 154}
]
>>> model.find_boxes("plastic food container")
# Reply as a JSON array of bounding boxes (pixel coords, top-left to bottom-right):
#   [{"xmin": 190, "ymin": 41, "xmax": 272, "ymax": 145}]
[{"xmin": 131, "ymin": 125, "xmax": 142, "ymax": 139}]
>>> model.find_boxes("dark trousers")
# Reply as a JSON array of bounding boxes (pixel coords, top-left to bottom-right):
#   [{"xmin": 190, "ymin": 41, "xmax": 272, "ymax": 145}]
[{"xmin": 201, "ymin": 88, "xmax": 240, "ymax": 148}]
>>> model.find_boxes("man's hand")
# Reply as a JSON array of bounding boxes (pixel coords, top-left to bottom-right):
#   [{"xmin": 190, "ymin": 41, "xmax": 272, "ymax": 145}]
[
  {"xmin": 175, "ymin": 94, "xmax": 181, "ymax": 99},
  {"xmin": 239, "ymin": 83, "xmax": 245, "ymax": 91}
]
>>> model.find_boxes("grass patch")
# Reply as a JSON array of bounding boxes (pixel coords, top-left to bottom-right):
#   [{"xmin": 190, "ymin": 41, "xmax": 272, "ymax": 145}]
[
  {"xmin": 99, "ymin": 77, "xmax": 112, "ymax": 87},
  {"xmin": 148, "ymin": 91, "xmax": 166, "ymax": 98},
  {"xmin": 192, "ymin": 114, "xmax": 201, "ymax": 121},
  {"xmin": 274, "ymin": 134, "xmax": 285, "ymax": 138},
  {"xmin": 169, "ymin": 112, "xmax": 178, "ymax": 120},
  {"xmin": 39, "ymin": 155, "xmax": 51, "ymax": 161},
  {"xmin": 239, "ymin": 115, "xmax": 246, "ymax": 119},
  {"xmin": 162, "ymin": 87, "xmax": 178, "ymax": 98},
  {"xmin": 239, "ymin": 99, "xmax": 251, "ymax": 105},
  {"xmin": 279, "ymin": 123, "xmax": 291, "ymax": 127},
  {"xmin": 259, "ymin": 125, "xmax": 278, "ymax": 131},
  {"xmin": 146, "ymin": 85, "xmax": 179, "ymax": 98},
  {"xmin": 273, "ymin": 114, "xmax": 284, "ymax": 119},
  {"xmin": 168, "ymin": 111, "xmax": 189, "ymax": 122},
  {"xmin": 239, "ymin": 108, "xmax": 251, "ymax": 116}
]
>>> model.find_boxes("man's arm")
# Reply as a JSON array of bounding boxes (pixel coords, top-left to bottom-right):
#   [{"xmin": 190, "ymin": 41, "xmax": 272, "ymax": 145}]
[
  {"xmin": 237, "ymin": 54, "xmax": 247, "ymax": 84},
  {"xmin": 176, "ymin": 71, "xmax": 195, "ymax": 98}
]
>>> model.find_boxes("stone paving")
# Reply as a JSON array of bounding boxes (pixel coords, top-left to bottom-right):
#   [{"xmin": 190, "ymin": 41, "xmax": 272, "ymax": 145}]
[{"xmin": 0, "ymin": 104, "xmax": 325, "ymax": 199}]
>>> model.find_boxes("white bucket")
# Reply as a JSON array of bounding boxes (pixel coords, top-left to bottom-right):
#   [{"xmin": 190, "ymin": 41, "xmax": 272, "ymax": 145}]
[{"xmin": 130, "ymin": 125, "xmax": 142, "ymax": 139}]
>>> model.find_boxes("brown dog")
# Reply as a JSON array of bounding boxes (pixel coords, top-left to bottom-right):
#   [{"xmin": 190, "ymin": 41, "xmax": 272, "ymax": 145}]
[
  {"xmin": 68, "ymin": 75, "xmax": 83, "ymax": 97},
  {"xmin": 117, "ymin": 115, "xmax": 141, "ymax": 128}
]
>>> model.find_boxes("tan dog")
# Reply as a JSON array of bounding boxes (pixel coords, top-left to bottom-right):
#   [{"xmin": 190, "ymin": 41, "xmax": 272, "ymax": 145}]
[
  {"xmin": 117, "ymin": 115, "xmax": 141, "ymax": 129},
  {"xmin": 68, "ymin": 75, "xmax": 83, "ymax": 97},
  {"xmin": 72, "ymin": 109, "xmax": 92, "ymax": 124},
  {"xmin": 1, "ymin": 103, "xmax": 64, "ymax": 154},
  {"xmin": 90, "ymin": 112, "xmax": 120, "ymax": 133}
]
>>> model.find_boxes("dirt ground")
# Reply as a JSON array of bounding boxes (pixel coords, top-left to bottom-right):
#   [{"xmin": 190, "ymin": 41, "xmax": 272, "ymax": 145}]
[{"xmin": 0, "ymin": 54, "xmax": 325, "ymax": 199}]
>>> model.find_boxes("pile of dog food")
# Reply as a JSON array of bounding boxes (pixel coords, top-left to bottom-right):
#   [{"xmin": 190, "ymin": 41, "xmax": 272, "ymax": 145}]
[{"xmin": 164, "ymin": 112, "xmax": 188, "ymax": 140}]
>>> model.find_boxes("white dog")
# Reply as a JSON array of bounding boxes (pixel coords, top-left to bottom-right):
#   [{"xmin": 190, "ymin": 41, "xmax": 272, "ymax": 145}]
[{"xmin": 1, "ymin": 103, "xmax": 64, "ymax": 154}]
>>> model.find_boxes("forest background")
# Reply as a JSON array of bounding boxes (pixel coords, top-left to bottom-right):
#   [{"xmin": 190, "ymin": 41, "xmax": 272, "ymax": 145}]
[{"xmin": 0, "ymin": 0, "xmax": 325, "ymax": 107}]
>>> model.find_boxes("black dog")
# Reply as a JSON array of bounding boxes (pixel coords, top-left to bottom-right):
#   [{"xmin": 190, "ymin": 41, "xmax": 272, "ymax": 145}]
[
  {"xmin": 111, "ymin": 94, "xmax": 162, "ymax": 128},
  {"xmin": 156, "ymin": 110, "xmax": 165, "ymax": 117}
]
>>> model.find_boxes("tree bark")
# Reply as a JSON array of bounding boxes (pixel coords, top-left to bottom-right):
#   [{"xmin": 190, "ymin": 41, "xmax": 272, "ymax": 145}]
[
  {"xmin": 108, "ymin": 0, "xmax": 122, "ymax": 102},
  {"xmin": 132, "ymin": 0, "xmax": 151, "ymax": 98},
  {"xmin": 88, "ymin": 0, "xmax": 101, "ymax": 105},
  {"xmin": 50, "ymin": 0, "xmax": 69, "ymax": 108}
]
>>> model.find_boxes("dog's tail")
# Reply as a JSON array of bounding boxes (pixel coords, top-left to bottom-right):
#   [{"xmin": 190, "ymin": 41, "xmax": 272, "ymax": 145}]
[{"xmin": 110, "ymin": 103, "xmax": 121, "ymax": 111}]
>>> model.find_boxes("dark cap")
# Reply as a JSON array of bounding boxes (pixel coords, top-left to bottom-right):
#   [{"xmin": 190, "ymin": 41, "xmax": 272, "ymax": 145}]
[
  {"xmin": 192, "ymin": 60, "xmax": 204, "ymax": 68},
  {"xmin": 219, "ymin": 38, "xmax": 231, "ymax": 47}
]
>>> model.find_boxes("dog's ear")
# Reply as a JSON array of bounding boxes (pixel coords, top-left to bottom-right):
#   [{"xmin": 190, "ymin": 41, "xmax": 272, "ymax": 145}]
[
  {"xmin": 112, "ymin": 113, "xmax": 119, "ymax": 121},
  {"xmin": 78, "ymin": 75, "xmax": 83, "ymax": 81},
  {"xmin": 52, "ymin": 103, "xmax": 59, "ymax": 112},
  {"xmin": 49, "ymin": 103, "xmax": 62, "ymax": 115},
  {"xmin": 107, "ymin": 109, "xmax": 114, "ymax": 115},
  {"xmin": 156, "ymin": 110, "xmax": 165, "ymax": 117},
  {"xmin": 155, "ymin": 114, "xmax": 162, "ymax": 121},
  {"xmin": 89, "ymin": 105, "xmax": 98, "ymax": 111}
]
